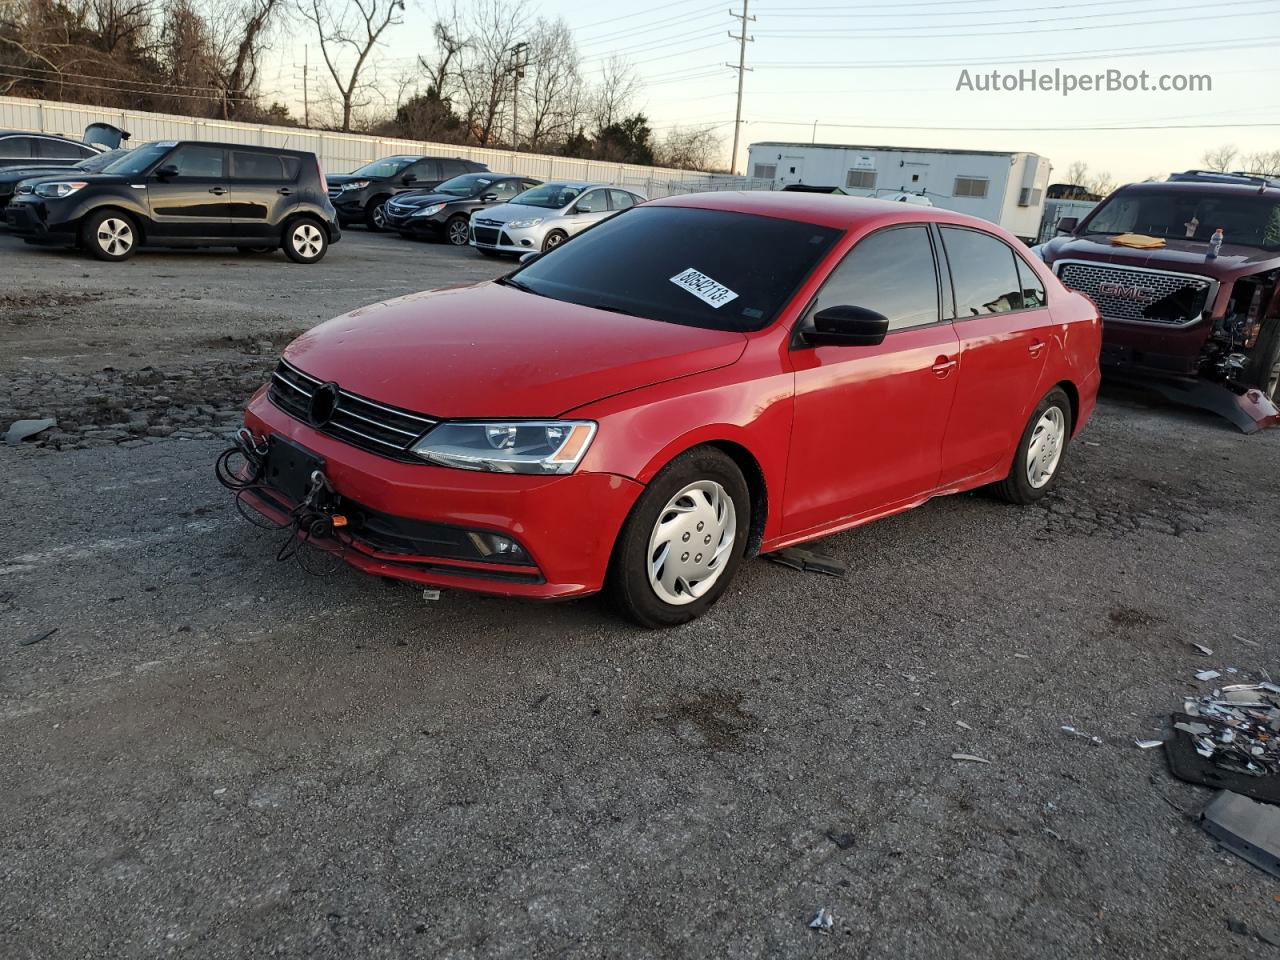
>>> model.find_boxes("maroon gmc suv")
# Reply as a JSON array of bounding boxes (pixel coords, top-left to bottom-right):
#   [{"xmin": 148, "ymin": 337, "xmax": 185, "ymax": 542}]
[{"xmin": 1038, "ymin": 171, "xmax": 1280, "ymax": 431}]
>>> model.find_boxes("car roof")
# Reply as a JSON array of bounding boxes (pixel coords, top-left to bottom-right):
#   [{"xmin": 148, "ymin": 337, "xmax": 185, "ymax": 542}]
[
  {"xmin": 145, "ymin": 139, "xmax": 313, "ymax": 157},
  {"xmin": 1112, "ymin": 180, "xmax": 1280, "ymax": 199},
  {"xmin": 648, "ymin": 190, "xmax": 1001, "ymax": 232}
]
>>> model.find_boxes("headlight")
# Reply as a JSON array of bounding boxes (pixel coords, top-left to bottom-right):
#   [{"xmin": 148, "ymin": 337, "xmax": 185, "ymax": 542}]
[
  {"xmin": 34, "ymin": 181, "xmax": 88, "ymax": 199},
  {"xmin": 340, "ymin": 180, "xmax": 370, "ymax": 191},
  {"xmin": 411, "ymin": 203, "xmax": 446, "ymax": 217},
  {"xmin": 410, "ymin": 420, "xmax": 596, "ymax": 474},
  {"xmin": 506, "ymin": 217, "xmax": 543, "ymax": 229}
]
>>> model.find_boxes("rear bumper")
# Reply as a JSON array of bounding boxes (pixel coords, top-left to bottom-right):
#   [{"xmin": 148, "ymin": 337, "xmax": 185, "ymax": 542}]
[{"xmin": 241, "ymin": 388, "xmax": 644, "ymax": 598}]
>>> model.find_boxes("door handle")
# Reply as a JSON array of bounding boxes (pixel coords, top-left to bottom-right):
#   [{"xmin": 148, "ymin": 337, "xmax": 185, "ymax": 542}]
[
  {"xmin": 1028, "ymin": 339, "xmax": 1046, "ymax": 357},
  {"xmin": 208, "ymin": 186, "xmax": 228, "ymax": 195},
  {"xmin": 277, "ymin": 188, "xmax": 294, "ymax": 196},
  {"xmin": 931, "ymin": 355, "xmax": 958, "ymax": 377}
]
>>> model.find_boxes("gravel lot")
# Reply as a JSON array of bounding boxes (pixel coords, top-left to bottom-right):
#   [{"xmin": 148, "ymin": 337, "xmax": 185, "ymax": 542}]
[{"xmin": 2, "ymin": 228, "xmax": 1279, "ymax": 958}]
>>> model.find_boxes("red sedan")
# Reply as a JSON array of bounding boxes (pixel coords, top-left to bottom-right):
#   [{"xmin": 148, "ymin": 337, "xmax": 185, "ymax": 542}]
[{"xmin": 227, "ymin": 192, "xmax": 1101, "ymax": 626}]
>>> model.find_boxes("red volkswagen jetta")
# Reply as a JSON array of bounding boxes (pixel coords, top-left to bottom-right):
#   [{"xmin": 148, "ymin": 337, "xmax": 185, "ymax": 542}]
[{"xmin": 229, "ymin": 192, "xmax": 1101, "ymax": 626}]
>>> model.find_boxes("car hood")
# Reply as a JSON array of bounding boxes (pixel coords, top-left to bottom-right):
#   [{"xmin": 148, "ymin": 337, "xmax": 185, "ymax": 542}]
[
  {"xmin": 476, "ymin": 201, "xmax": 564, "ymax": 224},
  {"xmin": 1042, "ymin": 233, "xmax": 1280, "ymax": 282},
  {"xmin": 389, "ymin": 191, "xmax": 459, "ymax": 208},
  {"xmin": 327, "ymin": 173, "xmax": 387, "ymax": 187},
  {"xmin": 0, "ymin": 164, "xmax": 78, "ymax": 182},
  {"xmin": 282, "ymin": 282, "xmax": 748, "ymax": 419}
]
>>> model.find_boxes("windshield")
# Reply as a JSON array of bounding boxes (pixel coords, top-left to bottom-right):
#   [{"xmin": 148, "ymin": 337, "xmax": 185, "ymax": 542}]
[
  {"xmin": 1082, "ymin": 188, "xmax": 1280, "ymax": 250},
  {"xmin": 103, "ymin": 142, "xmax": 172, "ymax": 176},
  {"xmin": 78, "ymin": 149, "xmax": 127, "ymax": 172},
  {"xmin": 511, "ymin": 182, "xmax": 583, "ymax": 209},
  {"xmin": 434, "ymin": 173, "xmax": 495, "ymax": 197},
  {"xmin": 508, "ymin": 206, "xmax": 841, "ymax": 332},
  {"xmin": 349, "ymin": 156, "xmax": 415, "ymax": 178}
]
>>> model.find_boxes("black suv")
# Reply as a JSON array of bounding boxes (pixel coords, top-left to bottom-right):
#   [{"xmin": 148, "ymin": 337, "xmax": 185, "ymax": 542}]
[
  {"xmin": 383, "ymin": 172, "xmax": 542, "ymax": 244},
  {"xmin": 327, "ymin": 155, "xmax": 488, "ymax": 231},
  {"xmin": 6, "ymin": 139, "xmax": 340, "ymax": 263}
]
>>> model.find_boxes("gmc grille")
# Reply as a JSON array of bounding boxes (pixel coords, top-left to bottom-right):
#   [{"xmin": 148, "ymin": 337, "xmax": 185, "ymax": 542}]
[
  {"xmin": 1057, "ymin": 262, "xmax": 1214, "ymax": 326},
  {"xmin": 267, "ymin": 359, "xmax": 437, "ymax": 461}
]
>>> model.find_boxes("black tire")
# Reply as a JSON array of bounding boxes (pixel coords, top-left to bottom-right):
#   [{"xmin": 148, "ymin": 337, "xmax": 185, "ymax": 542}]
[
  {"xmin": 607, "ymin": 446, "xmax": 750, "ymax": 628},
  {"xmin": 81, "ymin": 209, "xmax": 138, "ymax": 261},
  {"xmin": 282, "ymin": 217, "xmax": 329, "ymax": 264},
  {"xmin": 541, "ymin": 230, "xmax": 567, "ymax": 253},
  {"xmin": 1244, "ymin": 321, "xmax": 1280, "ymax": 402},
  {"xmin": 992, "ymin": 387, "xmax": 1073, "ymax": 504},
  {"xmin": 364, "ymin": 197, "xmax": 389, "ymax": 231},
  {"xmin": 444, "ymin": 215, "xmax": 471, "ymax": 246},
  {"xmin": 237, "ymin": 245, "xmax": 276, "ymax": 255}
]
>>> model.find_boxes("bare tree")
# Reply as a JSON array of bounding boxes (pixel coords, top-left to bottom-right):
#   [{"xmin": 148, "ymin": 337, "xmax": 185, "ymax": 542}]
[
  {"xmin": 212, "ymin": 0, "xmax": 286, "ymax": 120},
  {"xmin": 452, "ymin": 0, "xmax": 527, "ymax": 146},
  {"xmin": 297, "ymin": 0, "xmax": 404, "ymax": 132},
  {"xmin": 1201, "ymin": 144, "xmax": 1239, "ymax": 172},
  {"xmin": 1243, "ymin": 149, "xmax": 1280, "ymax": 176},
  {"xmin": 655, "ymin": 125, "xmax": 722, "ymax": 171},
  {"xmin": 1063, "ymin": 161, "xmax": 1115, "ymax": 198},
  {"xmin": 589, "ymin": 54, "xmax": 638, "ymax": 132},
  {"xmin": 520, "ymin": 17, "xmax": 580, "ymax": 150}
]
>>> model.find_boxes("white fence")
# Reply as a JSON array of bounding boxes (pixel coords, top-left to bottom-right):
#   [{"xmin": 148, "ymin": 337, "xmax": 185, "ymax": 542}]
[{"xmin": 0, "ymin": 96, "xmax": 769, "ymax": 199}]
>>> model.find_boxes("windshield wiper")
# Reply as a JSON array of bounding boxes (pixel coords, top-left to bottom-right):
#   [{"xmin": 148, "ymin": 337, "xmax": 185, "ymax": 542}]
[
  {"xmin": 581, "ymin": 302, "xmax": 645, "ymax": 319},
  {"xmin": 497, "ymin": 276, "xmax": 545, "ymax": 297}
]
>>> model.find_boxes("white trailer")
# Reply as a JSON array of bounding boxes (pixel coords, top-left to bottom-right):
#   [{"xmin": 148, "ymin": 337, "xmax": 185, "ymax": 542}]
[{"xmin": 747, "ymin": 141, "xmax": 1051, "ymax": 241}]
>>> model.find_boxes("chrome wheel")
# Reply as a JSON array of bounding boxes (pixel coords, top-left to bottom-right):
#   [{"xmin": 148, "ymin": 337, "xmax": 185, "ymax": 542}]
[
  {"xmin": 447, "ymin": 219, "xmax": 470, "ymax": 245},
  {"xmin": 292, "ymin": 223, "xmax": 324, "ymax": 259},
  {"xmin": 646, "ymin": 480, "xmax": 736, "ymax": 606},
  {"xmin": 372, "ymin": 204, "xmax": 387, "ymax": 229},
  {"xmin": 543, "ymin": 231, "xmax": 565, "ymax": 251},
  {"xmin": 1026, "ymin": 406, "xmax": 1066, "ymax": 489},
  {"xmin": 97, "ymin": 218, "xmax": 133, "ymax": 256}
]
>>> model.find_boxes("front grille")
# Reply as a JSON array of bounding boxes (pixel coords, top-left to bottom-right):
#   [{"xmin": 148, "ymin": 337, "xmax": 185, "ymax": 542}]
[
  {"xmin": 327, "ymin": 188, "xmax": 343, "ymax": 201},
  {"xmin": 387, "ymin": 198, "xmax": 421, "ymax": 214},
  {"xmin": 473, "ymin": 226, "xmax": 500, "ymax": 246},
  {"xmin": 267, "ymin": 359, "xmax": 437, "ymax": 461},
  {"xmin": 1057, "ymin": 261, "xmax": 1215, "ymax": 326}
]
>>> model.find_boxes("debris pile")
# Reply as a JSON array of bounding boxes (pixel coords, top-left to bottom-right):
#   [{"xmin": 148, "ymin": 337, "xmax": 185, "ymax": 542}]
[{"xmin": 1173, "ymin": 682, "xmax": 1280, "ymax": 780}]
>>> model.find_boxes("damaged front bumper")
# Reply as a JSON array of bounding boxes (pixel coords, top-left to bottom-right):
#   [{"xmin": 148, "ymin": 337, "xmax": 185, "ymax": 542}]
[{"xmin": 234, "ymin": 387, "xmax": 644, "ymax": 598}]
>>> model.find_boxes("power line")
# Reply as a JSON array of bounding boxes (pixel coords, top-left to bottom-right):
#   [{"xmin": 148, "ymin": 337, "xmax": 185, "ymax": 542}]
[
  {"xmin": 576, "ymin": 4, "xmax": 723, "ymax": 46},
  {"xmin": 755, "ymin": 0, "xmax": 1259, "ymax": 14},
  {"xmin": 573, "ymin": 0, "xmax": 709, "ymax": 32},
  {"xmin": 751, "ymin": 118, "xmax": 1280, "ymax": 132},
  {"xmin": 0, "ymin": 68, "xmax": 259, "ymax": 102}
]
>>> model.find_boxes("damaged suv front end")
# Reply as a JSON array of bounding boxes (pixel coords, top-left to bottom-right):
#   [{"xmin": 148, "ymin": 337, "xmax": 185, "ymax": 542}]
[{"xmin": 1039, "ymin": 172, "xmax": 1280, "ymax": 431}]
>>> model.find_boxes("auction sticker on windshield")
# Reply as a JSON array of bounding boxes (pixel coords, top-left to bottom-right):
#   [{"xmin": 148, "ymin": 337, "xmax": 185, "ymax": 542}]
[{"xmin": 669, "ymin": 268, "xmax": 739, "ymax": 309}]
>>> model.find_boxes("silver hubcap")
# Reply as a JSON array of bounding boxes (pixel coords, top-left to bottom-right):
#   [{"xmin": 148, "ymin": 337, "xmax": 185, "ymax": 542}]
[
  {"xmin": 546, "ymin": 233, "xmax": 562, "ymax": 248},
  {"xmin": 1026, "ymin": 406, "xmax": 1066, "ymax": 489},
  {"xmin": 448, "ymin": 220, "xmax": 468, "ymax": 244},
  {"xmin": 98, "ymin": 218, "xmax": 132, "ymax": 256},
  {"xmin": 372, "ymin": 205, "xmax": 386, "ymax": 228},
  {"xmin": 293, "ymin": 224, "xmax": 323, "ymax": 258},
  {"xmin": 646, "ymin": 480, "xmax": 736, "ymax": 606}
]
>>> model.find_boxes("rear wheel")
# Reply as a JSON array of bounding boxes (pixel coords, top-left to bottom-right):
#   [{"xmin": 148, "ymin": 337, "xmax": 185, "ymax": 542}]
[
  {"xmin": 445, "ymin": 215, "xmax": 471, "ymax": 246},
  {"xmin": 607, "ymin": 446, "xmax": 750, "ymax": 628},
  {"xmin": 364, "ymin": 197, "xmax": 389, "ymax": 231},
  {"xmin": 992, "ymin": 387, "xmax": 1073, "ymax": 504},
  {"xmin": 81, "ymin": 210, "xmax": 137, "ymax": 261},
  {"xmin": 283, "ymin": 218, "xmax": 328, "ymax": 263},
  {"xmin": 541, "ymin": 230, "xmax": 567, "ymax": 253}
]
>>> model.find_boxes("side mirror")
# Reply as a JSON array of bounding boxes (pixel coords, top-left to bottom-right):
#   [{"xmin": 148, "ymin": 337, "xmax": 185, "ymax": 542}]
[
  {"xmin": 803, "ymin": 305, "xmax": 890, "ymax": 347},
  {"xmin": 402, "ymin": 174, "xmax": 417, "ymax": 185},
  {"xmin": 480, "ymin": 193, "xmax": 498, "ymax": 202},
  {"xmin": 519, "ymin": 251, "xmax": 543, "ymax": 265},
  {"xmin": 154, "ymin": 163, "xmax": 178, "ymax": 179},
  {"xmin": 1055, "ymin": 216, "xmax": 1078, "ymax": 234}
]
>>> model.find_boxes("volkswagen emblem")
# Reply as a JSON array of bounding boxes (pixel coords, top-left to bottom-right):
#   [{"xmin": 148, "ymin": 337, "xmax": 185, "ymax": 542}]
[{"xmin": 308, "ymin": 381, "xmax": 340, "ymax": 427}]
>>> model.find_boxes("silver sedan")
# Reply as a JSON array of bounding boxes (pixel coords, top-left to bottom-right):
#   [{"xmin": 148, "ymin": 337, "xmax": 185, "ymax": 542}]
[{"xmin": 469, "ymin": 182, "xmax": 646, "ymax": 256}]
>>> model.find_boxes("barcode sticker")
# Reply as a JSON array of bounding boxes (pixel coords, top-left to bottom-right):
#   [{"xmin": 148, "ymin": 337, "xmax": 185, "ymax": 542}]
[{"xmin": 669, "ymin": 267, "xmax": 739, "ymax": 309}]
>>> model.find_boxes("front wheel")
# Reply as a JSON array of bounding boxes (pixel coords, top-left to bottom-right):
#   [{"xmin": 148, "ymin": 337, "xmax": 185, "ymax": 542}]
[
  {"xmin": 81, "ymin": 210, "xmax": 137, "ymax": 261},
  {"xmin": 992, "ymin": 387, "xmax": 1073, "ymax": 504},
  {"xmin": 607, "ymin": 446, "xmax": 750, "ymax": 628},
  {"xmin": 541, "ymin": 230, "xmax": 567, "ymax": 253},
  {"xmin": 364, "ymin": 198, "xmax": 389, "ymax": 231},
  {"xmin": 283, "ymin": 218, "xmax": 328, "ymax": 263},
  {"xmin": 445, "ymin": 215, "xmax": 471, "ymax": 246}
]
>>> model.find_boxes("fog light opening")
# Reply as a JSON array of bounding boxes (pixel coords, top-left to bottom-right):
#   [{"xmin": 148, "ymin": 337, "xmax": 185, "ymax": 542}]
[{"xmin": 467, "ymin": 531, "xmax": 526, "ymax": 560}]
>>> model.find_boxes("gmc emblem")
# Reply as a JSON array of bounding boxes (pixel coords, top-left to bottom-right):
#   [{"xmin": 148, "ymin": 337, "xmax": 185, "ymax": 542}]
[{"xmin": 1098, "ymin": 281, "xmax": 1158, "ymax": 301}]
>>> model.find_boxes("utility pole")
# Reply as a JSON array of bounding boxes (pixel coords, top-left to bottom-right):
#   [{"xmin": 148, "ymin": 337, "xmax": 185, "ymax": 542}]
[
  {"xmin": 509, "ymin": 41, "xmax": 529, "ymax": 152},
  {"xmin": 303, "ymin": 46, "xmax": 310, "ymax": 128},
  {"xmin": 727, "ymin": 0, "xmax": 755, "ymax": 175}
]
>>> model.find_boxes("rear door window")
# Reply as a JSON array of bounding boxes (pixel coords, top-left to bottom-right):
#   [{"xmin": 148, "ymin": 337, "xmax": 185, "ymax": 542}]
[
  {"xmin": 489, "ymin": 178, "xmax": 522, "ymax": 200},
  {"xmin": 574, "ymin": 190, "xmax": 607, "ymax": 213},
  {"xmin": 37, "ymin": 138, "xmax": 94, "ymax": 159},
  {"xmin": 230, "ymin": 151, "xmax": 289, "ymax": 181},
  {"xmin": 1015, "ymin": 255, "xmax": 1047, "ymax": 309},
  {"xmin": 805, "ymin": 225, "xmax": 940, "ymax": 331},
  {"xmin": 164, "ymin": 145, "xmax": 226, "ymax": 179},
  {"xmin": 407, "ymin": 158, "xmax": 441, "ymax": 182},
  {"xmin": 939, "ymin": 227, "xmax": 1024, "ymax": 316},
  {"xmin": 0, "ymin": 136, "xmax": 34, "ymax": 160},
  {"xmin": 609, "ymin": 190, "xmax": 637, "ymax": 210}
]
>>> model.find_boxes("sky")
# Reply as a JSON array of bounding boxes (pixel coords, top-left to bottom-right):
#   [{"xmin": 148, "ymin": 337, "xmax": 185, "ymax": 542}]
[{"xmin": 260, "ymin": 0, "xmax": 1280, "ymax": 184}]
